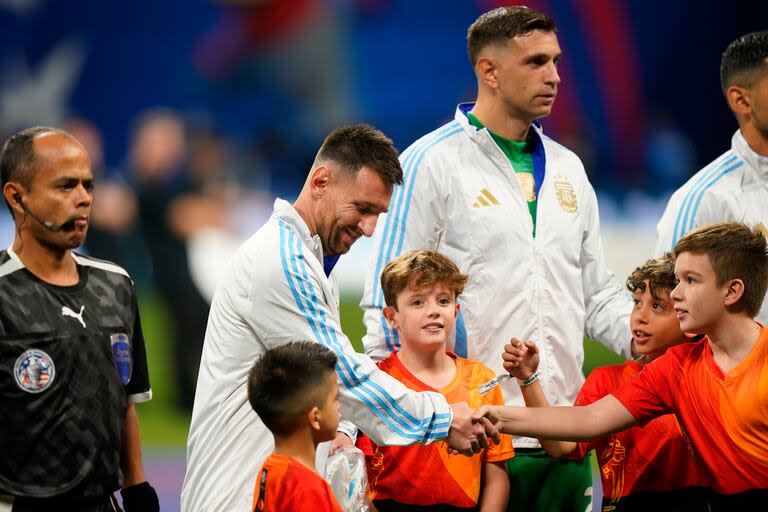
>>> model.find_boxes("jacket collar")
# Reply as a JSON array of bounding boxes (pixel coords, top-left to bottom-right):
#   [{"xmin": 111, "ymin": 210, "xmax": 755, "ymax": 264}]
[
  {"xmin": 272, "ymin": 198, "xmax": 340, "ymax": 276},
  {"xmin": 732, "ymin": 130, "xmax": 768, "ymax": 181},
  {"xmin": 272, "ymin": 198, "xmax": 323, "ymax": 262}
]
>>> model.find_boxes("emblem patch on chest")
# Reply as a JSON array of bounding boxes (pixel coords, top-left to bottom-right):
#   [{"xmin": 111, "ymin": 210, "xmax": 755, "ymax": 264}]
[
  {"xmin": 553, "ymin": 175, "xmax": 578, "ymax": 213},
  {"xmin": 516, "ymin": 173, "xmax": 536, "ymax": 202},
  {"xmin": 14, "ymin": 349, "xmax": 56, "ymax": 393}
]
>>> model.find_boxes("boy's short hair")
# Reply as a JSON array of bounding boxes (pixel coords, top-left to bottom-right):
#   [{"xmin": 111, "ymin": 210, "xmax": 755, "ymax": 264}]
[
  {"xmin": 626, "ymin": 253, "xmax": 677, "ymax": 300},
  {"xmin": 467, "ymin": 6, "xmax": 556, "ymax": 65},
  {"xmin": 674, "ymin": 222, "xmax": 768, "ymax": 318},
  {"xmin": 247, "ymin": 341, "xmax": 338, "ymax": 436},
  {"xmin": 380, "ymin": 249, "xmax": 468, "ymax": 308}
]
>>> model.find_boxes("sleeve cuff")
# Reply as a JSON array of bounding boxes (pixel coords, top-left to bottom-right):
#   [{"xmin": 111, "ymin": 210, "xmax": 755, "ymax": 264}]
[
  {"xmin": 336, "ymin": 419, "xmax": 358, "ymax": 443},
  {"xmin": 129, "ymin": 389, "xmax": 153, "ymax": 404}
]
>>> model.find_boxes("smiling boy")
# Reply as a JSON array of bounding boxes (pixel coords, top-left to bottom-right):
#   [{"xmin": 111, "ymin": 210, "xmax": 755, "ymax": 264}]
[
  {"xmin": 504, "ymin": 254, "xmax": 710, "ymax": 510},
  {"xmin": 356, "ymin": 249, "xmax": 514, "ymax": 511},
  {"xmin": 475, "ymin": 222, "xmax": 768, "ymax": 508}
]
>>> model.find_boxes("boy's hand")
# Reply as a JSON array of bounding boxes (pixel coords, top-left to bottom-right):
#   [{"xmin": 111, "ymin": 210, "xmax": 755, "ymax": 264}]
[
  {"xmin": 503, "ymin": 338, "xmax": 539, "ymax": 380},
  {"xmin": 471, "ymin": 405, "xmax": 503, "ymax": 432},
  {"xmin": 329, "ymin": 432, "xmax": 354, "ymax": 454},
  {"xmin": 446, "ymin": 402, "xmax": 501, "ymax": 456}
]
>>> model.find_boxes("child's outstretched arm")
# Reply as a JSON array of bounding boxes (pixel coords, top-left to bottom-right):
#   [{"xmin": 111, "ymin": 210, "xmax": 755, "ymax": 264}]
[
  {"xmin": 472, "ymin": 394, "xmax": 637, "ymax": 441},
  {"xmin": 503, "ymin": 339, "xmax": 578, "ymax": 458}
]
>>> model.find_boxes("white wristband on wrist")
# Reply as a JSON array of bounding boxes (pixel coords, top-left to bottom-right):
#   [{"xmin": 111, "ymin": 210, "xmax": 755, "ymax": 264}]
[{"xmin": 517, "ymin": 370, "xmax": 540, "ymax": 387}]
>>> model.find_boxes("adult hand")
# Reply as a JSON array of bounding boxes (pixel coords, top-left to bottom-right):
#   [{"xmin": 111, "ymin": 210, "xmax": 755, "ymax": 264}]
[
  {"xmin": 329, "ymin": 431, "xmax": 354, "ymax": 454},
  {"xmin": 120, "ymin": 481, "xmax": 159, "ymax": 512},
  {"xmin": 502, "ymin": 338, "xmax": 539, "ymax": 380},
  {"xmin": 445, "ymin": 402, "xmax": 500, "ymax": 457}
]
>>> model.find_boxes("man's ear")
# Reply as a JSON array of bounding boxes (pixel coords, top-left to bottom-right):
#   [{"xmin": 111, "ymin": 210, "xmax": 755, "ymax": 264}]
[
  {"xmin": 454, "ymin": 302, "xmax": 460, "ymax": 319},
  {"xmin": 726, "ymin": 85, "xmax": 752, "ymax": 117},
  {"xmin": 308, "ymin": 165, "xmax": 332, "ymax": 198},
  {"xmin": 2, "ymin": 182, "xmax": 25, "ymax": 215},
  {"xmin": 723, "ymin": 278, "xmax": 745, "ymax": 308},
  {"xmin": 307, "ymin": 405, "xmax": 321, "ymax": 432},
  {"xmin": 383, "ymin": 305, "xmax": 398, "ymax": 329},
  {"xmin": 475, "ymin": 56, "xmax": 499, "ymax": 90}
]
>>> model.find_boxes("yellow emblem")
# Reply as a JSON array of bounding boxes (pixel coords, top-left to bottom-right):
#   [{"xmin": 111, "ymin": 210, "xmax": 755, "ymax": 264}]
[
  {"xmin": 758, "ymin": 222, "xmax": 768, "ymax": 239},
  {"xmin": 553, "ymin": 175, "xmax": 577, "ymax": 213},
  {"xmin": 516, "ymin": 173, "xmax": 536, "ymax": 202},
  {"xmin": 472, "ymin": 188, "xmax": 501, "ymax": 208}
]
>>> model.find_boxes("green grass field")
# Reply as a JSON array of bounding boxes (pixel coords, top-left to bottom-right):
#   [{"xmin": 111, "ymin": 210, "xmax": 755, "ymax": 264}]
[{"xmin": 137, "ymin": 291, "xmax": 625, "ymax": 449}]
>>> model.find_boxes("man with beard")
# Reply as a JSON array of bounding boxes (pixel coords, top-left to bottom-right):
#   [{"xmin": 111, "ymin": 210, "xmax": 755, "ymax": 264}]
[{"xmin": 182, "ymin": 124, "xmax": 500, "ymax": 512}]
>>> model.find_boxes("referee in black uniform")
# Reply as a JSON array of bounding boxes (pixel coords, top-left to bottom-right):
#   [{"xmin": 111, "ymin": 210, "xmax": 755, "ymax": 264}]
[{"xmin": 0, "ymin": 127, "xmax": 159, "ymax": 511}]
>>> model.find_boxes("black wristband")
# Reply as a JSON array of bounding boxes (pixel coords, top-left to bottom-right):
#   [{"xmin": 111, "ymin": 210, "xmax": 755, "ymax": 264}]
[{"xmin": 120, "ymin": 481, "xmax": 160, "ymax": 512}]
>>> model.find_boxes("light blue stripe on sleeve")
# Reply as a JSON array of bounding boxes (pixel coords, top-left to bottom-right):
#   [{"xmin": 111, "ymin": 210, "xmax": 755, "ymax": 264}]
[
  {"xmin": 370, "ymin": 121, "xmax": 463, "ymax": 351},
  {"xmin": 671, "ymin": 152, "xmax": 734, "ymax": 247},
  {"xmin": 279, "ymin": 222, "xmax": 449, "ymax": 440},
  {"xmin": 684, "ymin": 160, "xmax": 743, "ymax": 234},
  {"xmin": 454, "ymin": 310, "xmax": 467, "ymax": 358}
]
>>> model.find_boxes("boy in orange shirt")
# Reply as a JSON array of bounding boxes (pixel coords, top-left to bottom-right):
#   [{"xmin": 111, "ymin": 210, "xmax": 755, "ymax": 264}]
[
  {"xmin": 354, "ymin": 249, "xmax": 514, "ymax": 511},
  {"xmin": 247, "ymin": 341, "xmax": 342, "ymax": 512},
  {"xmin": 475, "ymin": 222, "xmax": 768, "ymax": 508},
  {"xmin": 505, "ymin": 254, "xmax": 710, "ymax": 510}
]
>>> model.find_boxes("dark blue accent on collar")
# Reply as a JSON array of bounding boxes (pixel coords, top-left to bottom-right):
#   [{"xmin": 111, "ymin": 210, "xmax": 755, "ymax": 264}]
[
  {"xmin": 323, "ymin": 254, "xmax": 340, "ymax": 277},
  {"xmin": 528, "ymin": 128, "xmax": 546, "ymax": 199}
]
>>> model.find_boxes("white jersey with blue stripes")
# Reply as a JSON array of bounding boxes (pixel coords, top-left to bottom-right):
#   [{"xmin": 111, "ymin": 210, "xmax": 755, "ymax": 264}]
[
  {"xmin": 181, "ymin": 199, "xmax": 451, "ymax": 512},
  {"xmin": 360, "ymin": 103, "xmax": 632, "ymax": 449},
  {"xmin": 655, "ymin": 129, "xmax": 768, "ymax": 324}
]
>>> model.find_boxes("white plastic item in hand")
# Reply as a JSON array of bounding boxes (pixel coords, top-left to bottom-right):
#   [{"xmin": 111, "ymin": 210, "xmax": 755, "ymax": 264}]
[
  {"xmin": 324, "ymin": 447, "xmax": 370, "ymax": 512},
  {"xmin": 477, "ymin": 374, "xmax": 512, "ymax": 396}
]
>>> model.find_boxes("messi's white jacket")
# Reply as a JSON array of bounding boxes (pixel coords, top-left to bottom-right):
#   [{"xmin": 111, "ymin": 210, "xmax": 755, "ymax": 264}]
[
  {"xmin": 182, "ymin": 199, "xmax": 451, "ymax": 512},
  {"xmin": 655, "ymin": 129, "xmax": 768, "ymax": 323},
  {"xmin": 361, "ymin": 104, "xmax": 632, "ymax": 447}
]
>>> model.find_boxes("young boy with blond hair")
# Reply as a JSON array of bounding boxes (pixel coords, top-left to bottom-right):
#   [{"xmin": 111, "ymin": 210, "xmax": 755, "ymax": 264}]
[
  {"xmin": 355, "ymin": 249, "xmax": 514, "ymax": 511},
  {"xmin": 475, "ymin": 222, "xmax": 768, "ymax": 508},
  {"xmin": 505, "ymin": 254, "xmax": 710, "ymax": 510},
  {"xmin": 247, "ymin": 341, "xmax": 343, "ymax": 512}
]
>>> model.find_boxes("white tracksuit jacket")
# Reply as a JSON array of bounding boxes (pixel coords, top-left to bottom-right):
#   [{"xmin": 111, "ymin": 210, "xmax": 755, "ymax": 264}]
[
  {"xmin": 655, "ymin": 129, "xmax": 768, "ymax": 324},
  {"xmin": 361, "ymin": 104, "xmax": 632, "ymax": 448},
  {"xmin": 181, "ymin": 199, "xmax": 451, "ymax": 512}
]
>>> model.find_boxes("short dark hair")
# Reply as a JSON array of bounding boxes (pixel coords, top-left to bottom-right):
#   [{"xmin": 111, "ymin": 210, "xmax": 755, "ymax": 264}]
[
  {"xmin": 467, "ymin": 6, "xmax": 556, "ymax": 65},
  {"xmin": 0, "ymin": 127, "xmax": 63, "ymax": 213},
  {"xmin": 674, "ymin": 222, "xmax": 768, "ymax": 318},
  {"xmin": 720, "ymin": 31, "xmax": 768, "ymax": 94},
  {"xmin": 316, "ymin": 124, "xmax": 403, "ymax": 186},
  {"xmin": 247, "ymin": 341, "xmax": 338, "ymax": 436},
  {"xmin": 381, "ymin": 249, "xmax": 468, "ymax": 309},
  {"xmin": 626, "ymin": 253, "xmax": 677, "ymax": 301}
]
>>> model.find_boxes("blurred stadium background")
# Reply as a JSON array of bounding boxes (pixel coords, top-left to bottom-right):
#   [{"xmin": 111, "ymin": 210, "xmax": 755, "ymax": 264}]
[{"xmin": 2, "ymin": 0, "xmax": 767, "ymax": 510}]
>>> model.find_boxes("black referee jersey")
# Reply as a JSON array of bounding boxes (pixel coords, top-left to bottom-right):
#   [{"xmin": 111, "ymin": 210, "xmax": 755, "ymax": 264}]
[{"xmin": 0, "ymin": 249, "xmax": 151, "ymax": 500}]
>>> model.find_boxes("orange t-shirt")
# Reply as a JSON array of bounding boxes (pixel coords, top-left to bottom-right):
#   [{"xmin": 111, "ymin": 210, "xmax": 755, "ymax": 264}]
[
  {"xmin": 356, "ymin": 351, "xmax": 515, "ymax": 508},
  {"xmin": 251, "ymin": 453, "xmax": 342, "ymax": 512},
  {"xmin": 612, "ymin": 327, "xmax": 768, "ymax": 494},
  {"xmin": 572, "ymin": 360, "xmax": 709, "ymax": 502}
]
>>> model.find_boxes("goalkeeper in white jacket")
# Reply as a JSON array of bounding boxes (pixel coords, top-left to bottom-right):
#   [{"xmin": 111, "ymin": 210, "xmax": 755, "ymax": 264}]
[{"xmin": 361, "ymin": 7, "xmax": 632, "ymax": 512}]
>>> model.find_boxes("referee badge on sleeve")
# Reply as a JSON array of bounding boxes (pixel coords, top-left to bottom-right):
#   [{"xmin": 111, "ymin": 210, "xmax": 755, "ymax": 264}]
[{"xmin": 110, "ymin": 333, "xmax": 133, "ymax": 385}]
